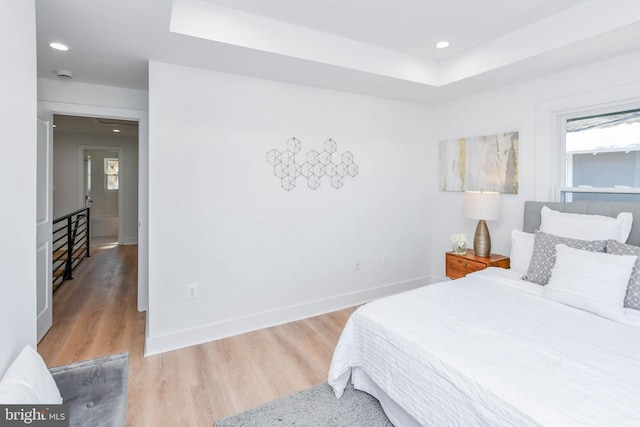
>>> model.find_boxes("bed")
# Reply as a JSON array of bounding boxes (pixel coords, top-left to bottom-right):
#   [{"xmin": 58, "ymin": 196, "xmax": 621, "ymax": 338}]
[{"xmin": 328, "ymin": 201, "xmax": 640, "ymax": 426}]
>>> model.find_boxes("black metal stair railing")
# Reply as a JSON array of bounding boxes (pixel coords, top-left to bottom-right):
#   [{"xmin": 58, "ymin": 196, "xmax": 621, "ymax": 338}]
[{"xmin": 52, "ymin": 207, "xmax": 90, "ymax": 291}]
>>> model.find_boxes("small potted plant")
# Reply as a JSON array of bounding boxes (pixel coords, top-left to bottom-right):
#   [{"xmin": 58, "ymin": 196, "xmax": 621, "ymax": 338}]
[{"xmin": 450, "ymin": 233, "xmax": 468, "ymax": 254}]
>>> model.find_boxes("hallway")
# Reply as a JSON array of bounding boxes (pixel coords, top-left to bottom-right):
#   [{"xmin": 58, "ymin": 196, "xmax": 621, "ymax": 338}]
[{"xmin": 38, "ymin": 244, "xmax": 143, "ymax": 366}]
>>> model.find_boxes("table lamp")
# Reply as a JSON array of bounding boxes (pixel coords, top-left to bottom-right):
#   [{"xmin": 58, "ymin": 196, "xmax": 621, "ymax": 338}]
[{"xmin": 463, "ymin": 190, "xmax": 500, "ymax": 258}]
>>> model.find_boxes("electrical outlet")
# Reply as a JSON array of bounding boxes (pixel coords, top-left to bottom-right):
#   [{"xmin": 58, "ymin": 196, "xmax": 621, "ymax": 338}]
[
  {"xmin": 355, "ymin": 258, "xmax": 362, "ymax": 271},
  {"xmin": 383, "ymin": 255, "xmax": 390, "ymax": 266},
  {"xmin": 186, "ymin": 284, "xmax": 199, "ymax": 299}
]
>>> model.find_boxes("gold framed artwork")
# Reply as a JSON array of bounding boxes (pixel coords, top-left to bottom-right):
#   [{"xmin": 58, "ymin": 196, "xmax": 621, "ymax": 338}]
[{"xmin": 439, "ymin": 131, "xmax": 518, "ymax": 194}]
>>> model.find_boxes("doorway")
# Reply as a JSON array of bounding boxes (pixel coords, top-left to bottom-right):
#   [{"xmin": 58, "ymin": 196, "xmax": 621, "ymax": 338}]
[
  {"xmin": 83, "ymin": 148, "xmax": 121, "ymax": 247},
  {"xmin": 39, "ymin": 100, "xmax": 149, "ymax": 315},
  {"xmin": 41, "ymin": 113, "xmax": 140, "ymax": 340}
]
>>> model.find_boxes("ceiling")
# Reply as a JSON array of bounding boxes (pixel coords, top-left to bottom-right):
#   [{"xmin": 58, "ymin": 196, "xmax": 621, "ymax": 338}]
[
  {"xmin": 54, "ymin": 115, "xmax": 139, "ymax": 137},
  {"xmin": 35, "ymin": 0, "xmax": 640, "ymax": 104},
  {"xmin": 203, "ymin": 0, "xmax": 584, "ymax": 61}
]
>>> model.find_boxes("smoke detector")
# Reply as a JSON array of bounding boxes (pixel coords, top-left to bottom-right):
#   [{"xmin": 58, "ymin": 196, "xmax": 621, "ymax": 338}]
[{"xmin": 54, "ymin": 69, "xmax": 74, "ymax": 79}]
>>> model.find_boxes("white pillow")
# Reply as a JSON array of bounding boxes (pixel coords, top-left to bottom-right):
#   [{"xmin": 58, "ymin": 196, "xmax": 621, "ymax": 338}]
[
  {"xmin": 510, "ymin": 229, "xmax": 535, "ymax": 275},
  {"xmin": 0, "ymin": 345, "xmax": 62, "ymax": 404},
  {"xmin": 539, "ymin": 206, "xmax": 633, "ymax": 243},
  {"xmin": 544, "ymin": 244, "xmax": 636, "ymax": 323}
]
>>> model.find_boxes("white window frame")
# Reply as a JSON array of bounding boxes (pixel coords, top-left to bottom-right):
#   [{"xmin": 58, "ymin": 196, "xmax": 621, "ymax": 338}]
[
  {"xmin": 535, "ymin": 83, "xmax": 640, "ymax": 202},
  {"xmin": 557, "ymin": 101, "xmax": 640, "ymax": 202},
  {"xmin": 104, "ymin": 157, "xmax": 119, "ymax": 191}
]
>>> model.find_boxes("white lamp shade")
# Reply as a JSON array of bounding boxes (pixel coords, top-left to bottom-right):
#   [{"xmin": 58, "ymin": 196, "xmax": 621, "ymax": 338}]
[{"xmin": 463, "ymin": 191, "xmax": 500, "ymax": 220}]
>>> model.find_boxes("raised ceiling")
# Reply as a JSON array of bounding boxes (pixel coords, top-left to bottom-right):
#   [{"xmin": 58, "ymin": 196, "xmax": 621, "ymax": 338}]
[
  {"xmin": 35, "ymin": 0, "xmax": 640, "ymax": 104},
  {"xmin": 205, "ymin": 0, "xmax": 585, "ymax": 60}
]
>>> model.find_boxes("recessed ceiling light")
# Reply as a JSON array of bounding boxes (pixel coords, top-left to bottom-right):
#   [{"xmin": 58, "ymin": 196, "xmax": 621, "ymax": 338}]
[
  {"xmin": 113, "ymin": 129, "xmax": 121, "ymax": 133},
  {"xmin": 49, "ymin": 42, "xmax": 69, "ymax": 51},
  {"xmin": 435, "ymin": 41, "xmax": 450, "ymax": 49}
]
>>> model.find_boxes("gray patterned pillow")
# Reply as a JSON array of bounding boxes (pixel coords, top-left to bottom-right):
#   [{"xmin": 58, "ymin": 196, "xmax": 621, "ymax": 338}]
[
  {"xmin": 606, "ymin": 239, "xmax": 640, "ymax": 310},
  {"xmin": 523, "ymin": 231, "xmax": 606, "ymax": 285}
]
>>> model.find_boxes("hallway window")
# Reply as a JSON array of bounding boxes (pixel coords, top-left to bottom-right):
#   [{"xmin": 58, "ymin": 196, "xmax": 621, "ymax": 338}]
[{"xmin": 105, "ymin": 158, "xmax": 119, "ymax": 191}]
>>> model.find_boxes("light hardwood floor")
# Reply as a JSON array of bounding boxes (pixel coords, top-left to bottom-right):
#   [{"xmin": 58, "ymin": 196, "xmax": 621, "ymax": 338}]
[{"xmin": 38, "ymin": 245, "xmax": 357, "ymax": 426}]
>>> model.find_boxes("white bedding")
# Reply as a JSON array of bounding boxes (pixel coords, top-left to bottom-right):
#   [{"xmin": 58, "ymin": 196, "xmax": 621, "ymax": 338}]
[{"xmin": 328, "ymin": 268, "xmax": 640, "ymax": 426}]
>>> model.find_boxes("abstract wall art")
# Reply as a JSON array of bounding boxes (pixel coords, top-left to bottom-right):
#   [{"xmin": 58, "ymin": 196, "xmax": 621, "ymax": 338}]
[
  {"xmin": 439, "ymin": 131, "xmax": 518, "ymax": 194},
  {"xmin": 267, "ymin": 138, "xmax": 359, "ymax": 191}
]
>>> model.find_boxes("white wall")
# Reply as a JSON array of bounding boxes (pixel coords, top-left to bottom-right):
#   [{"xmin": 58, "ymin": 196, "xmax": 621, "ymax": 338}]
[
  {"xmin": 53, "ymin": 132, "xmax": 138, "ymax": 243},
  {"xmin": 430, "ymin": 51, "xmax": 640, "ymax": 280},
  {"xmin": 0, "ymin": 0, "xmax": 36, "ymax": 373},
  {"xmin": 146, "ymin": 62, "xmax": 433, "ymax": 354},
  {"xmin": 38, "ymin": 79, "xmax": 148, "ymax": 111}
]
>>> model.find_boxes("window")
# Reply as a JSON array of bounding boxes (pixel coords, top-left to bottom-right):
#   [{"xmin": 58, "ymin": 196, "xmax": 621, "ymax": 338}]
[
  {"xmin": 104, "ymin": 158, "xmax": 119, "ymax": 191},
  {"xmin": 562, "ymin": 108, "xmax": 640, "ymax": 202}
]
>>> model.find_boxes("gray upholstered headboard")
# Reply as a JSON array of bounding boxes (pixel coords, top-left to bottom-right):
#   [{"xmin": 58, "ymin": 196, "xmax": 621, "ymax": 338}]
[{"xmin": 524, "ymin": 201, "xmax": 640, "ymax": 247}]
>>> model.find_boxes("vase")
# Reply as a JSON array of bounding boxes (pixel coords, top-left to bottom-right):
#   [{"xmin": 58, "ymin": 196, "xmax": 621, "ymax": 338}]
[{"xmin": 453, "ymin": 242, "xmax": 467, "ymax": 255}]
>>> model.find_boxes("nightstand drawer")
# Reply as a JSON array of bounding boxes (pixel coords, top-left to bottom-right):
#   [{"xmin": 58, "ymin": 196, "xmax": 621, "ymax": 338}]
[
  {"xmin": 445, "ymin": 250, "xmax": 510, "ymax": 279},
  {"xmin": 446, "ymin": 257, "xmax": 486, "ymax": 279}
]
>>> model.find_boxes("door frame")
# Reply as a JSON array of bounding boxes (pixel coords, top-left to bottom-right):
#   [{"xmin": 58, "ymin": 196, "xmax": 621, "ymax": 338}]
[
  {"xmin": 36, "ymin": 105, "xmax": 53, "ymax": 341},
  {"xmin": 40, "ymin": 100, "xmax": 149, "ymax": 312},
  {"xmin": 77, "ymin": 145, "xmax": 125, "ymax": 245}
]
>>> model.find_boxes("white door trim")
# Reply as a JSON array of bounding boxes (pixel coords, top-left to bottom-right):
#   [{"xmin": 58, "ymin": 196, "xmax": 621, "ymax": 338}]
[{"xmin": 40, "ymin": 101, "xmax": 149, "ymax": 312}]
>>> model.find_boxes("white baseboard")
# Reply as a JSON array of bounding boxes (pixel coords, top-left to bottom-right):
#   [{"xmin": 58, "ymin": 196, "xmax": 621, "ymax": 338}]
[
  {"xmin": 429, "ymin": 274, "xmax": 448, "ymax": 284},
  {"xmin": 144, "ymin": 276, "xmax": 431, "ymax": 356},
  {"xmin": 120, "ymin": 237, "xmax": 138, "ymax": 245}
]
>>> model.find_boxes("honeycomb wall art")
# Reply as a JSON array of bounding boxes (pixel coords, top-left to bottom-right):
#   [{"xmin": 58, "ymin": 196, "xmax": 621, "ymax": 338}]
[{"xmin": 266, "ymin": 138, "xmax": 359, "ymax": 191}]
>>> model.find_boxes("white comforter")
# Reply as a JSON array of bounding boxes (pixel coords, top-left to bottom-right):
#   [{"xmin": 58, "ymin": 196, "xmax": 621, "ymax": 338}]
[{"xmin": 328, "ymin": 268, "xmax": 640, "ymax": 426}]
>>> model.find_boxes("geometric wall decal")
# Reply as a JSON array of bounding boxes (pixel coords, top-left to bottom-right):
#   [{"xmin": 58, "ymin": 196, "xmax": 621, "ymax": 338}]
[{"xmin": 267, "ymin": 138, "xmax": 359, "ymax": 191}]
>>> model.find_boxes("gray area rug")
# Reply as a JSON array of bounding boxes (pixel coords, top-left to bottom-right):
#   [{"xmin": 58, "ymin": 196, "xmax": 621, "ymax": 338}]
[
  {"xmin": 215, "ymin": 383, "xmax": 393, "ymax": 427},
  {"xmin": 49, "ymin": 352, "xmax": 128, "ymax": 427}
]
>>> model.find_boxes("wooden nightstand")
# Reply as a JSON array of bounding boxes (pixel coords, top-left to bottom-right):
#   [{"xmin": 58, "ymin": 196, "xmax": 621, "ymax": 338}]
[{"xmin": 446, "ymin": 250, "xmax": 510, "ymax": 279}]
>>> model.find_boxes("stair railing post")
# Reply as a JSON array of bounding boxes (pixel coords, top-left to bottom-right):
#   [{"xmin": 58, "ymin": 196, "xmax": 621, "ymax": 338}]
[
  {"xmin": 64, "ymin": 215, "xmax": 73, "ymax": 280},
  {"xmin": 86, "ymin": 207, "xmax": 91, "ymax": 257}
]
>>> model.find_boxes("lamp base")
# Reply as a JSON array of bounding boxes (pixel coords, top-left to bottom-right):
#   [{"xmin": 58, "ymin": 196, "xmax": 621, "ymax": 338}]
[{"xmin": 473, "ymin": 220, "xmax": 491, "ymax": 258}]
